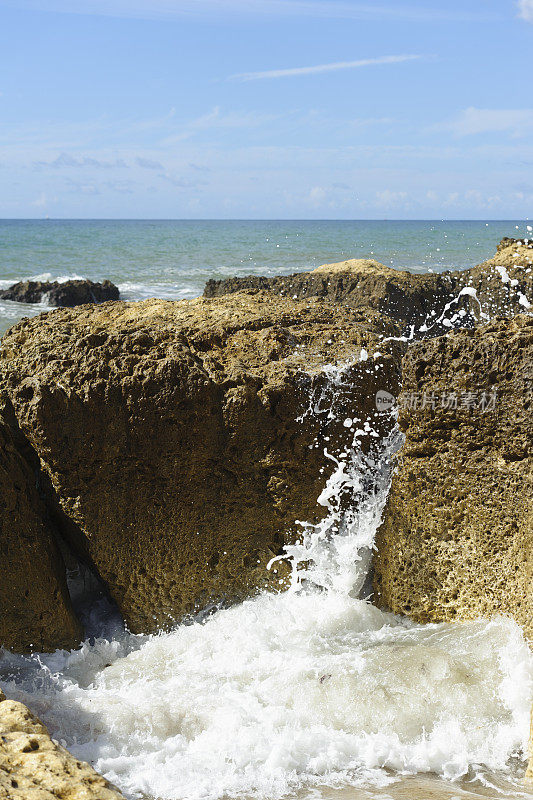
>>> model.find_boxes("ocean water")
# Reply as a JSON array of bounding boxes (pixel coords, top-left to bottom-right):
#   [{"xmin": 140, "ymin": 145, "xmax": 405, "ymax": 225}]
[
  {"xmin": 0, "ymin": 218, "xmax": 530, "ymax": 335},
  {"xmin": 0, "ymin": 220, "xmax": 532, "ymax": 800}
]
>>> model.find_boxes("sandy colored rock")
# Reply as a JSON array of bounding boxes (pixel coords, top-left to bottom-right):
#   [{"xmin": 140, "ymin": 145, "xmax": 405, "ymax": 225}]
[
  {"xmin": 204, "ymin": 239, "xmax": 533, "ymax": 336},
  {"xmin": 373, "ymin": 315, "xmax": 533, "ymax": 636},
  {"xmin": 0, "ymin": 293, "xmax": 401, "ymax": 633},
  {"xmin": 0, "ymin": 689, "xmax": 124, "ymax": 799},
  {"xmin": 0, "ymin": 405, "xmax": 81, "ymax": 653},
  {"xmin": 204, "ymin": 257, "xmax": 453, "ymax": 333}
]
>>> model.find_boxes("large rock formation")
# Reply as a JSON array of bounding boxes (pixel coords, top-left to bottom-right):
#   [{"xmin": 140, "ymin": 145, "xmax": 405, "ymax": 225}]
[
  {"xmin": 0, "ymin": 407, "xmax": 81, "ymax": 653},
  {"xmin": 205, "ymin": 259, "xmax": 453, "ymax": 333},
  {"xmin": 373, "ymin": 315, "xmax": 533, "ymax": 636},
  {"xmin": 204, "ymin": 239, "xmax": 533, "ymax": 337},
  {"xmin": 0, "ymin": 293, "xmax": 401, "ymax": 634},
  {"xmin": 0, "ymin": 688, "xmax": 124, "ymax": 799},
  {"xmin": 0, "ymin": 279, "xmax": 119, "ymax": 307}
]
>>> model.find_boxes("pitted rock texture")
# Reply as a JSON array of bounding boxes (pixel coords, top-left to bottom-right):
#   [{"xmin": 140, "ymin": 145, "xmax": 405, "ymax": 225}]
[
  {"xmin": 0, "ymin": 279, "xmax": 119, "ymax": 307},
  {"xmin": 204, "ymin": 240, "xmax": 533, "ymax": 337},
  {"xmin": 204, "ymin": 258, "xmax": 453, "ymax": 333},
  {"xmin": 497, "ymin": 236, "xmax": 533, "ymax": 251},
  {"xmin": 0, "ymin": 688, "xmax": 125, "ymax": 799},
  {"xmin": 0, "ymin": 407, "xmax": 81, "ymax": 653},
  {"xmin": 373, "ymin": 315, "xmax": 533, "ymax": 636},
  {"xmin": 0, "ymin": 293, "xmax": 401, "ymax": 633}
]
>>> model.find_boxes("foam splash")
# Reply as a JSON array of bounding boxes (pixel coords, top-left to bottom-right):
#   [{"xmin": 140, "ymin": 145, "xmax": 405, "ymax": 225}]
[{"xmin": 0, "ymin": 358, "xmax": 532, "ymax": 800}]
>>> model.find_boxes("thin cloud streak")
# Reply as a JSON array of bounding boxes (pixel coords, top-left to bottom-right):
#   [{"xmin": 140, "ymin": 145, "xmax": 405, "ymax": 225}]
[
  {"xmin": 231, "ymin": 54, "xmax": 422, "ymax": 82},
  {"xmin": 435, "ymin": 107, "xmax": 533, "ymax": 138},
  {"xmin": 0, "ymin": 0, "xmax": 502, "ymax": 23}
]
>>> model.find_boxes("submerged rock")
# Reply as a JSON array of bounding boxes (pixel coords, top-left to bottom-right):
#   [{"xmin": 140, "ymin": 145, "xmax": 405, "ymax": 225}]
[
  {"xmin": 204, "ymin": 239, "xmax": 533, "ymax": 337},
  {"xmin": 0, "ymin": 293, "xmax": 401, "ymax": 634},
  {"xmin": 373, "ymin": 315, "xmax": 533, "ymax": 636},
  {"xmin": 0, "ymin": 688, "xmax": 125, "ymax": 798},
  {"xmin": 0, "ymin": 278, "xmax": 119, "ymax": 307},
  {"xmin": 0, "ymin": 407, "xmax": 81, "ymax": 653}
]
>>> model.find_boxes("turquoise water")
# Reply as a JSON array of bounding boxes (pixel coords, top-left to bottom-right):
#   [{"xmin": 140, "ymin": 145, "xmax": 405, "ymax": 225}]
[{"xmin": 0, "ymin": 219, "xmax": 529, "ymax": 333}]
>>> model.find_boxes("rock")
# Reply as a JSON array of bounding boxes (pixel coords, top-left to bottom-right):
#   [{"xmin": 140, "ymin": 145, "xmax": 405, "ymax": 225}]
[
  {"xmin": 204, "ymin": 241, "xmax": 533, "ymax": 337},
  {"xmin": 0, "ymin": 404, "xmax": 81, "ymax": 653},
  {"xmin": 0, "ymin": 293, "xmax": 401, "ymax": 634},
  {"xmin": 373, "ymin": 315, "xmax": 533, "ymax": 636},
  {"xmin": 0, "ymin": 689, "xmax": 125, "ymax": 799},
  {"xmin": 204, "ymin": 259, "xmax": 453, "ymax": 333},
  {"xmin": 0, "ymin": 279, "xmax": 119, "ymax": 307},
  {"xmin": 497, "ymin": 235, "xmax": 533, "ymax": 251}
]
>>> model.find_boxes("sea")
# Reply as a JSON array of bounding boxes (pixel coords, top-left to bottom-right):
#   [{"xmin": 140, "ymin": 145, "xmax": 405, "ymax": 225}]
[
  {"xmin": 0, "ymin": 219, "xmax": 532, "ymax": 800},
  {"xmin": 0, "ymin": 218, "xmax": 531, "ymax": 334}
]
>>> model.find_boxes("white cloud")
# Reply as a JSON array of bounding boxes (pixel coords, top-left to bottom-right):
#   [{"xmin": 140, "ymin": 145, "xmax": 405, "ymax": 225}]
[
  {"xmin": 375, "ymin": 189, "xmax": 408, "ymax": 206},
  {"xmin": 517, "ymin": 0, "xmax": 533, "ymax": 22},
  {"xmin": 439, "ymin": 107, "xmax": 533, "ymax": 138},
  {"xmin": 231, "ymin": 54, "xmax": 421, "ymax": 82}
]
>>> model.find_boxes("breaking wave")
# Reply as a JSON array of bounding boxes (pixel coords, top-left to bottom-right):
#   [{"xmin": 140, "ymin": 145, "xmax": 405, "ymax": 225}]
[{"xmin": 0, "ymin": 359, "xmax": 531, "ymax": 800}]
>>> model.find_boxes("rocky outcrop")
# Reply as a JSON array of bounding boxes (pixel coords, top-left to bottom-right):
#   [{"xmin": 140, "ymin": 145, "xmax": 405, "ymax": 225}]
[
  {"xmin": 0, "ymin": 293, "xmax": 401, "ymax": 634},
  {"xmin": 373, "ymin": 315, "xmax": 533, "ymax": 636},
  {"xmin": 0, "ymin": 406, "xmax": 81, "ymax": 653},
  {"xmin": 204, "ymin": 239, "xmax": 533, "ymax": 337},
  {"xmin": 0, "ymin": 688, "xmax": 125, "ymax": 798},
  {"xmin": 204, "ymin": 259, "xmax": 453, "ymax": 333},
  {"xmin": 497, "ymin": 236, "xmax": 533, "ymax": 251},
  {"xmin": 0, "ymin": 279, "xmax": 119, "ymax": 307}
]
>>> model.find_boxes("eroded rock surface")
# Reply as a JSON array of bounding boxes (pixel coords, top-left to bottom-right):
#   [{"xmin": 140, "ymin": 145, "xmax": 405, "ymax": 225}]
[
  {"xmin": 0, "ymin": 407, "xmax": 81, "ymax": 653},
  {"xmin": 204, "ymin": 239, "xmax": 533, "ymax": 336},
  {"xmin": 0, "ymin": 688, "xmax": 124, "ymax": 799},
  {"xmin": 0, "ymin": 279, "xmax": 119, "ymax": 307},
  {"xmin": 0, "ymin": 293, "xmax": 401, "ymax": 633},
  {"xmin": 373, "ymin": 315, "xmax": 533, "ymax": 635}
]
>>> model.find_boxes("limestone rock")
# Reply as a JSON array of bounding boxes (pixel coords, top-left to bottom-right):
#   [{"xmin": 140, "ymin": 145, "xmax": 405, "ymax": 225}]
[
  {"xmin": 497, "ymin": 235, "xmax": 533, "ymax": 251},
  {"xmin": 0, "ymin": 279, "xmax": 119, "ymax": 307},
  {"xmin": 0, "ymin": 406, "xmax": 81, "ymax": 653},
  {"xmin": 373, "ymin": 315, "xmax": 533, "ymax": 635},
  {"xmin": 203, "ymin": 240, "xmax": 533, "ymax": 337},
  {"xmin": 204, "ymin": 258, "xmax": 453, "ymax": 333},
  {"xmin": 0, "ymin": 689, "xmax": 124, "ymax": 799},
  {"xmin": 0, "ymin": 293, "xmax": 401, "ymax": 633}
]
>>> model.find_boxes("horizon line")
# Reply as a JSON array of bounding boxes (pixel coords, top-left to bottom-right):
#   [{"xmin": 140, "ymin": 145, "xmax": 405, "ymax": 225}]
[{"xmin": 0, "ymin": 217, "xmax": 528, "ymax": 223}]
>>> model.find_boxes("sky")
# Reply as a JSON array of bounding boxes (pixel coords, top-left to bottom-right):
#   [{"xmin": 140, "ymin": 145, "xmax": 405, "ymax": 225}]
[{"xmin": 0, "ymin": 0, "xmax": 532, "ymax": 219}]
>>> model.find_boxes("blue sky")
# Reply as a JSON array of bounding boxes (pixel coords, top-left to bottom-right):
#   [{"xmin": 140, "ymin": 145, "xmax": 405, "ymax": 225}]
[{"xmin": 1, "ymin": 0, "xmax": 532, "ymax": 219}]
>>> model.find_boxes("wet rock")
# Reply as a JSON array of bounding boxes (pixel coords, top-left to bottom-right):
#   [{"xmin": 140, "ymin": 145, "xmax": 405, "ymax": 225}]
[
  {"xmin": 0, "ymin": 279, "xmax": 119, "ymax": 307},
  {"xmin": 204, "ymin": 241, "xmax": 533, "ymax": 337},
  {"xmin": 0, "ymin": 688, "xmax": 125, "ymax": 798},
  {"xmin": 497, "ymin": 235, "xmax": 533, "ymax": 251},
  {"xmin": 0, "ymin": 293, "xmax": 402, "ymax": 634},
  {"xmin": 0, "ymin": 405, "xmax": 81, "ymax": 653},
  {"xmin": 373, "ymin": 315, "xmax": 533, "ymax": 636},
  {"xmin": 204, "ymin": 259, "xmax": 453, "ymax": 333}
]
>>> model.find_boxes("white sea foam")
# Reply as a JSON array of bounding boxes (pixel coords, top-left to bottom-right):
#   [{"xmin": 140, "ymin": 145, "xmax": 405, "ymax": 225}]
[{"xmin": 0, "ymin": 343, "xmax": 531, "ymax": 800}]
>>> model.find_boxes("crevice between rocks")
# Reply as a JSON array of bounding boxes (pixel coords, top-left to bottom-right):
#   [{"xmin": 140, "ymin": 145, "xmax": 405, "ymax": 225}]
[{"xmin": 1, "ymin": 398, "xmax": 124, "ymax": 643}]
